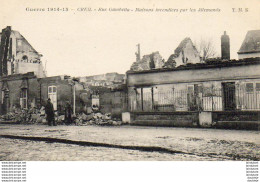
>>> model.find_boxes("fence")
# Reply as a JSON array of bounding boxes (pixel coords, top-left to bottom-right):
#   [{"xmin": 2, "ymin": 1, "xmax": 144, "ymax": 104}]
[{"xmin": 128, "ymin": 87, "xmax": 260, "ymax": 112}]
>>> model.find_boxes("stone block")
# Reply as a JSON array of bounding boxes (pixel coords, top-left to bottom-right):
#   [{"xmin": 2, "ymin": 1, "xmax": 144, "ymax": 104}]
[
  {"xmin": 199, "ymin": 111, "xmax": 212, "ymax": 127},
  {"xmin": 122, "ymin": 112, "xmax": 131, "ymax": 124}
]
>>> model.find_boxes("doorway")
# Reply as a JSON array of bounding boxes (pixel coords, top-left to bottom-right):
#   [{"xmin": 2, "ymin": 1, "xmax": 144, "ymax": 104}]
[
  {"xmin": 48, "ymin": 86, "xmax": 57, "ymax": 110},
  {"xmin": 222, "ymin": 82, "xmax": 236, "ymax": 111}
]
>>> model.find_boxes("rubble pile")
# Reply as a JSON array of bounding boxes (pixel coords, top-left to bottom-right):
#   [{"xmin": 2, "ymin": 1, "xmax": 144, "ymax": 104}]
[
  {"xmin": 130, "ymin": 51, "xmax": 164, "ymax": 71},
  {"xmin": 74, "ymin": 112, "xmax": 122, "ymax": 126},
  {"xmin": 0, "ymin": 108, "xmax": 46, "ymax": 124},
  {"xmin": 0, "ymin": 108, "xmax": 123, "ymax": 126}
]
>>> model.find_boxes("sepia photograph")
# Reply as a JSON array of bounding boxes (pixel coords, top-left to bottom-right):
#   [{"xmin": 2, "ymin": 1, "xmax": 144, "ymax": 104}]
[{"xmin": 0, "ymin": 0, "xmax": 259, "ymax": 167}]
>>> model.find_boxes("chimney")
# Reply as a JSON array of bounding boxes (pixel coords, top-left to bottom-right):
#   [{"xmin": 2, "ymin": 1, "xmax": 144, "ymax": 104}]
[
  {"xmin": 6, "ymin": 26, "xmax": 11, "ymax": 31},
  {"xmin": 221, "ymin": 31, "xmax": 230, "ymax": 60},
  {"xmin": 135, "ymin": 44, "xmax": 141, "ymax": 62}
]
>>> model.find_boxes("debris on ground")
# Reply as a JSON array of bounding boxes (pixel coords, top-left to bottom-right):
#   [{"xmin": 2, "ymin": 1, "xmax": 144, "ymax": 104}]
[
  {"xmin": 0, "ymin": 108, "xmax": 122, "ymax": 126},
  {"xmin": 0, "ymin": 107, "xmax": 42, "ymax": 124},
  {"xmin": 74, "ymin": 112, "xmax": 122, "ymax": 126}
]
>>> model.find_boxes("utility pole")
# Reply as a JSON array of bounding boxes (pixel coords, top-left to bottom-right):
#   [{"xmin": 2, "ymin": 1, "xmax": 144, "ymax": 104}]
[
  {"xmin": 72, "ymin": 78, "xmax": 79, "ymax": 115},
  {"xmin": 73, "ymin": 83, "xmax": 76, "ymax": 115}
]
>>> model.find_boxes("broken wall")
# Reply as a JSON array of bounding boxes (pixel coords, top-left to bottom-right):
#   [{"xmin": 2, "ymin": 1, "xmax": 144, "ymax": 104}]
[
  {"xmin": 15, "ymin": 62, "xmax": 45, "ymax": 78},
  {"xmin": 99, "ymin": 90, "xmax": 127, "ymax": 119},
  {"xmin": 166, "ymin": 38, "xmax": 201, "ymax": 67},
  {"xmin": 130, "ymin": 51, "xmax": 164, "ymax": 71}
]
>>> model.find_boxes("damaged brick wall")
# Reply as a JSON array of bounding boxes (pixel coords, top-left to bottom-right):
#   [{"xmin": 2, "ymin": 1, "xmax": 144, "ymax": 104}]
[
  {"xmin": 0, "ymin": 74, "xmax": 86, "ymax": 115},
  {"xmin": 99, "ymin": 90, "xmax": 127, "ymax": 119}
]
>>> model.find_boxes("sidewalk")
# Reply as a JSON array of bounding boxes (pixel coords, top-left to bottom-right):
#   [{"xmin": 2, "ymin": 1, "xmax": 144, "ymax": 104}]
[{"xmin": 0, "ymin": 124, "xmax": 259, "ymax": 160}]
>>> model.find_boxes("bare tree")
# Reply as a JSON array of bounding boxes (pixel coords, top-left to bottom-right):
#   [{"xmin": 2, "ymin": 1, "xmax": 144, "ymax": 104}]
[{"xmin": 194, "ymin": 37, "xmax": 218, "ymax": 61}]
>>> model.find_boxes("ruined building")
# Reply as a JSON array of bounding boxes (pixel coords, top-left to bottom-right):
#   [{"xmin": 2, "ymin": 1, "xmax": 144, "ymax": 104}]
[
  {"xmin": 78, "ymin": 72, "xmax": 127, "ymax": 118},
  {"xmin": 130, "ymin": 38, "xmax": 201, "ymax": 71},
  {"xmin": 238, "ymin": 30, "xmax": 260, "ymax": 59},
  {"xmin": 130, "ymin": 51, "xmax": 164, "ymax": 71},
  {"xmin": 0, "ymin": 26, "xmax": 46, "ymax": 78},
  {"xmin": 130, "ymin": 44, "xmax": 164, "ymax": 71},
  {"xmin": 0, "ymin": 26, "xmax": 47, "ymax": 114},
  {"xmin": 164, "ymin": 37, "xmax": 201, "ymax": 68},
  {"xmin": 126, "ymin": 31, "xmax": 260, "ymax": 129}
]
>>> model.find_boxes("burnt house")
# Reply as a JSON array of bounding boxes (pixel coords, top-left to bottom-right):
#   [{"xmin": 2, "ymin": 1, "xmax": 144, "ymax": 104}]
[
  {"xmin": 0, "ymin": 26, "xmax": 45, "ymax": 78},
  {"xmin": 165, "ymin": 37, "xmax": 201, "ymax": 67},
  {"xmin": 0, "ymin": 26, "xmax": 87, "ymax": 114},
  {"xmin": 126, "ymin": 31, "xmax": 260, "ymax": 129},
  {"xmin": 0, "ymin": 73, "xmax": 85, "ymax": 115}
]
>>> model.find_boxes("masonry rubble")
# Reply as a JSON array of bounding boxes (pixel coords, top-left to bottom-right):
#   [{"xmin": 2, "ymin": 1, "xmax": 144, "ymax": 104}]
[
  {"xmin": 163, "ymin": 54, "xmax": 177, "ymax": 68},
  {"xmin": 130, "ymin": 37, "xmax": 201, "ymax": 71},
  {"xmin": 0, "ymin": 106, "xmax": 123, "ymax": 126},
  {"xmin": 130, "ymin": 51, "xmax": 164, "ymax": 71}
]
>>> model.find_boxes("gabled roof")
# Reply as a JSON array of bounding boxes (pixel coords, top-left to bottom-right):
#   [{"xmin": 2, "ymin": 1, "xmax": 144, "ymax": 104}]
[
  {"xmin": 174, "ymin": 37, "xmax": 189, "ymax": 55},
  {"xmin": 174, "ymin": 37, "xmax": 198, "ymax": 56},
  {"xmin": 238, "ymin": 30, "xmax": 260, "ymax": 54},
  {"xmin": 11, "ymin": 30, "xmax": 40, "ymax": 55}
]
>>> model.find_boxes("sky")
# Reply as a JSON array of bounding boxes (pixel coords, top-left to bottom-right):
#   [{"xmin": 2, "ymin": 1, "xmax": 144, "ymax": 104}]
[{"xmin": 0, "ymin": 0, "xmax": 259, "ymax": 77}]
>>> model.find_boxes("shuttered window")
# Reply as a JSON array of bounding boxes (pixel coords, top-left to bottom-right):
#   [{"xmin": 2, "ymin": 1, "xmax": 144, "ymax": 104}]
[{"xmin": 245, "ymin": 83, "xmax": 254, "ymax": 93}]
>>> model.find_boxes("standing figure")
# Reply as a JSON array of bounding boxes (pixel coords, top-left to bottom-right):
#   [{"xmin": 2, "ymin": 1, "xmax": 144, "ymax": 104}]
[
  {"xmin": 45, "ymin": 98, "xmax": 56, "ymax": 126},
  {"xmin": 65, "ymin": 102, "xmax": 72, "ymax": 125}
]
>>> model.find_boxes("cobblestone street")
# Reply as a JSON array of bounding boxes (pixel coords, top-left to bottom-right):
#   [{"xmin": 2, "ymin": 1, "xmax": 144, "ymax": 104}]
[{"xmin": 0, "ymin": 124, "xmax": 259, "ymax": 161}]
